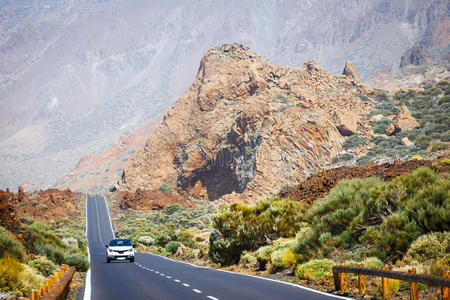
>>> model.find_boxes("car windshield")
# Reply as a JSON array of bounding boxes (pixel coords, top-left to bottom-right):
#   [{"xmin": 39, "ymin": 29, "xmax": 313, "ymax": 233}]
[{"xmin": 109, "ymin": 239, "xmax": 131, "ymax": 247}]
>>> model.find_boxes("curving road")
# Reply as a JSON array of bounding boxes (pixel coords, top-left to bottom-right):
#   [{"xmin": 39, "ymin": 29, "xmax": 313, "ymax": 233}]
[{"xmin": 85, "ymin": 195, "xmax": 349, "ymax": 300}]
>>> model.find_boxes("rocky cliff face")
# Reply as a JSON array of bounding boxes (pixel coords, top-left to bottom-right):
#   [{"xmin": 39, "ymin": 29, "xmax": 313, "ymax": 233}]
[{"xmin": 117, "ymin": 44, "xmax": 373, "ymax": 203}]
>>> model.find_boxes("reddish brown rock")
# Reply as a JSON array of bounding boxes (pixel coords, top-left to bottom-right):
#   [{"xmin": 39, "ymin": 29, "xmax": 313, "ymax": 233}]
[
  {"xmin": 117, "ymin": 43, "xmax": 373, "ymax": 203},
  {"xmin": 392, "ymin": 104, "xmax": 420, "ymax": 132}
]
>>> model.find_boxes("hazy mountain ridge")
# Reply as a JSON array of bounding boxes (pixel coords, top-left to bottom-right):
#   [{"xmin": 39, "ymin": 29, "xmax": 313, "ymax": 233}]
[{"xmin": 0, "ymin": 0, "xmax": 446, "ymax": 189}]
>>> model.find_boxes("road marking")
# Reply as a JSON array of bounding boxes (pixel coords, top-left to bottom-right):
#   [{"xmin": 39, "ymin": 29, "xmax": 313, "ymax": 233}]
[
  {"xmin": 160, "ymin": 273, "xmax": 164, "ymax": 276},
  {"xmin": 182, "ymin": 283, "xmax": 190, "ymax": 287},
  {"xmin": 142, "ymin": 253, "xmax": 350, "ymax": 300},
  {"xmin": 94, "ymin": 199, "xmax": 105, "ymax": 246},
  {"xmin": 166, "ymin": 276, "xmax": 172, "ymax": 279},
  {"xmin": 150, "ymin": 269, "xmax": 154, "ymax": 271},
  {"xmin": 103, "ymin": 196, "xmax": 115, "ymax": 238},
  {"xmin": 174, "ymin": 279, "xmax": 180, "ymax": 282},
  {"xmin": 192, "ymin": 289, "xmax": 202, "ymax": 294},
  {"xmin": 207, "ymin": 296, "xmax": 219, "ymax": 300},
  {"xmin": 155, "ymin": 271, "xmax": 159, "ymax": 274}
]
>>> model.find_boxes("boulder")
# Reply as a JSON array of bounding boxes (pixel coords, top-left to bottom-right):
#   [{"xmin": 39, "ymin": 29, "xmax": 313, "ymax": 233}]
[
  {"xmin": 392, "ymin": 104, "xmax": 420, "ymax": 132},
  {"xmin": 334, "ymin": 110, "xmax": 359, "ymax": 136},
  {"xmin": 401, "ymin": 137, "xmax": 414, "ymax": 147},
  {"xmin": 370, "ymin": 114, "xmax": 384, "ymax": 123},
  {"xmin": 386, "ymin": 123, "xmax": 396, "ymax": 135}
]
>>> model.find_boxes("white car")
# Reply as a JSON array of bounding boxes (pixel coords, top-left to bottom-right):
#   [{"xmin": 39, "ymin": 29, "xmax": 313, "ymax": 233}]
[{"xmin": 105, "ymin": 238, "xmax": 135, "ymax": 263}]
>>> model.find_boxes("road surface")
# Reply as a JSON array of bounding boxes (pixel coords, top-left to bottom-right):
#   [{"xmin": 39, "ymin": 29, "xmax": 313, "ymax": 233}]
[{"xmin": 85, "ymin": 195, "xmax": 349, "ymax": 300}]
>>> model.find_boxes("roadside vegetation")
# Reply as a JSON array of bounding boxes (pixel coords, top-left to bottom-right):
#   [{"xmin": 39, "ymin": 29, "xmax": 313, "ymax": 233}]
[{"xmin": 0, "ymin": 191, "xmax": 89, "ymax": 297}]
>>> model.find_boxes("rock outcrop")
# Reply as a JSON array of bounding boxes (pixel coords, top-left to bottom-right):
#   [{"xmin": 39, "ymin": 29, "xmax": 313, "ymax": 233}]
[
  {"xmin": 392, "ymin": 104, "xmax": 420, "ymax": 132},
  {"xmin": 342, "ymin": 61, "xmax": 361, "ymax": 83},
  {"xmin": 117, "ymin": 44, "xmax": 373, "ymax": 203}
]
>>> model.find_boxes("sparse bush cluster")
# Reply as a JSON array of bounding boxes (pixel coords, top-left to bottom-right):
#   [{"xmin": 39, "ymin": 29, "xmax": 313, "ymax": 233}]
[{"xmin": 115, "ymin": 203, "xmax": 214, "ymax": 261}]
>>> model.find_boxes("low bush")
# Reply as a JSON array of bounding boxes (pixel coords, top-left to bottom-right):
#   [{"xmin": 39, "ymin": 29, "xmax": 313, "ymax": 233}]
[
  {"xmin": 35, "ymin": 243, "xmax": 65, "ymax": 265},
  {"xmin": 406, "ymin": 232, "xmax": 449, "ymax": 262},
  {"xmin": 239, "ymin": 252, "xmax": 258, "ymax": 269},
  {"xmin": 362, "ymin": 257, "xmax": 383, "ymax": 269},
  {"xmin": 296, "ymin": 259, "xmax": 334, "ymax": 280},
  {"xmin": 281, "ymin": 249, "xmax": 297, "ymax": 269},
  {"xmin": 64, "ymin": 253, "xmax": 90, "ymax": 272},
  {"xmin": 30, "ymin": 257, "xmax": 56, "ymax": 276},
  {"xmin": 0, "ymin": 256, "xmax": 23, "ymax": 293},
  {"xmin": 0, "ymin": 226, "xmax": 26, "ymax": 262},
  {"xmin": 343, "ymin": 136, "xmax": 366, "ymax": 149},
  {"xmin": 431, "ymin": 142, "xmax": 449, "ymax": 152},
  {"xmin": 164, "ymin": 241, "xmax": 181, "ymax": 255},
  {"xmin": 373, "ymin": 120, "xmax": 391, "ymax": 134}
]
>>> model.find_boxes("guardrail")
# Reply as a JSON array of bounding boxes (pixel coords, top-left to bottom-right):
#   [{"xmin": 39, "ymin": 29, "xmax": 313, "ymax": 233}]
[{"xmin": 332, "ymin": 264, "xmax": 450, "ymax": 300}]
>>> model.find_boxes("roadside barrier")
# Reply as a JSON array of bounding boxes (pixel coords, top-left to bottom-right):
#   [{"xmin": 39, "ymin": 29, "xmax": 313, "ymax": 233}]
[
  {"xmin": 12, "ymin": 265, "xmax": 75, "ymax": 300},
  {"xmin": 332, "ymin": 264, "xmax": 450, "ymax": 300}
]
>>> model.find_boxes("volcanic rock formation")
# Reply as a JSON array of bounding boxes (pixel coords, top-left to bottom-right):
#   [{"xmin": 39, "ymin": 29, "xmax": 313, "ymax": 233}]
[{"xmin": 117, "ymin": 44, "xmax": 374, "ymax": 203}]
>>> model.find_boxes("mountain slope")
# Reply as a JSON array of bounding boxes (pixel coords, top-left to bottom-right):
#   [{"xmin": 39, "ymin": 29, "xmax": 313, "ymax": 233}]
[
  {"xmin": 117, "ymin": 44, "xmax": 373, "ymax": 203},
  {"xmin": 0, "ymin": 0, "xmax": 446, "ymax": 189}
]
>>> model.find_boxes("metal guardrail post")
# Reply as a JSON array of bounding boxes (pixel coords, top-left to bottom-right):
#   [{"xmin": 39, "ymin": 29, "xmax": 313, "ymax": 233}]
[
  {"xmin": 408, "ymin": 268, "xmax": 418, "ymax": 300},
  {"xmin": 443, "ymin": 271, "xmax": 450, "ymax": 300},
  {"xmin": 333, "ymin": 268, "xmax": 341, "ymax": 291},
  {"xmin": 381, "ymin": 266, "xmax": 390, "ymax": 300},
  {"xmin": 339, "ymin": 272, "xmax": 347, "ymax": 294},
  {"xmin": 358, "ymin": 264, "xmax": 366, "ymax": 297}
]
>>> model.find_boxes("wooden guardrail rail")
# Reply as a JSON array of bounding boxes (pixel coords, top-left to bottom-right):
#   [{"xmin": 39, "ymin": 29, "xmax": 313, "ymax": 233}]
[{"xmin": 332, "ymin": 264, "xmax": 450, "ymax": 300}]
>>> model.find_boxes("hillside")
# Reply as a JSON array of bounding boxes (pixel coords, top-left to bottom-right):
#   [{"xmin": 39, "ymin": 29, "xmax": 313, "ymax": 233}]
[
  {"xmin": 1, "ymin": 0, "xmax": 447, "ymax": 190},
  {"xmin": 55, "ymin": 116, "xmax": 162, "ymax": 194},
  {"xmin": 117, "ymin": 43, "xmax": 374, "ymax": 202}
]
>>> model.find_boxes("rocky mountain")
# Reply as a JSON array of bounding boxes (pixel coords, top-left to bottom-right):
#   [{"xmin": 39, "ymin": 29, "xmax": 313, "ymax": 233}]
[
  {"xmin": 0, "ymin": 0, "xmax": 446, "ymax": 190},
  {"xmin": 116, "ymin": 43, "xmax": 374, "ymax": 203},
  {"xmin": 367, "ymin": 9, "xmax": 449, "ymax": 88}
]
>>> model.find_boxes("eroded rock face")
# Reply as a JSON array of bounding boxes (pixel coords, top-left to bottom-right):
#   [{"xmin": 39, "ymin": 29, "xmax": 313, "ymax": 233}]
[
  {"xmin": 393, "ymin": 104, "xmax": 420, "ymax": 132},
  {"xmin": 342, "ymin": 61, "xmax": 360, "ymax": 83},
  {"xmin": 117, "ymin": 43, "xmax": 373, "ymax": 203}
]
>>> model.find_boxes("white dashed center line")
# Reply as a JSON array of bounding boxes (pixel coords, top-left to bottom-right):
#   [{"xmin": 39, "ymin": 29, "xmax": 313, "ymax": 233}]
[
  {"xmin": 174, "ymin": 279, "xmax": 181, "ymax": 283},
  {"xmin": 192, "ymin": 289, "xmax": 202, "ymax": 294},
  {"xmin": 182, "ymin": 283, "xmax": 190, "ymax": 287},
  {"xmin": 207, "ymin": 296, "xmax": 219, "ymax": 300},
  {"xmin": 166, "ymin": 276, "xmax": 172, "ymax": 279}
]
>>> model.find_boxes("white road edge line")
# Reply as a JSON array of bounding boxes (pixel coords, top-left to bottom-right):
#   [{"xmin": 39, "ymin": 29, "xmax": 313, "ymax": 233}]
[
  {"xmin": 83, "ymin": 196, "xmax": 91, "ymax": 300},
  {"xmin": 192, "ymin": 289, "xmax": 202, "ymax": 294},
  {"xmin": 207, "ymin": 296, "xmax": 219, "ymax": 300},
  {"xmin": 103, "ymin": 196, "xmax": 115, "ymax": 238},
  {"xmin": 142, "ymin": 253, "xmax": 350, "ymax": 300}
]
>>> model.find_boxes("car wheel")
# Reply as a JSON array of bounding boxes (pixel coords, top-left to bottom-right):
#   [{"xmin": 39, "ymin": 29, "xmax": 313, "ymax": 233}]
[
  {"xmin": 107, "ymin": 258, "xmax": 111, "ymax": 263},
  {"xmin": 130, "ymin": 257, "xmax": 135, "ymax": 263}
]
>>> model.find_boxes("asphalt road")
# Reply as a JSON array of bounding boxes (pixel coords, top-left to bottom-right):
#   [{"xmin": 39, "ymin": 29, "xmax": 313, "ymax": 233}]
[{"xmin": 85, "ymin": 195, "xmax": 349, "ymax": 300}]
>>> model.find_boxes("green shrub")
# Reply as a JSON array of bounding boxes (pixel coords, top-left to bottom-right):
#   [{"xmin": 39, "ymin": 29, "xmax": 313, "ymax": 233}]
[
  {"xmin": 339, "ymin": 153, "xmax": 353, "ymax": 161},
  {"xmin": 438, "ymin": 95, "xmax": 450, "ymax": 105},
  {"xmin": 35, "ymin": 243, "xmax": 65, "ymax": 265},
  {"xmin": 159, "ymin": 183, "xmax": 173, "ymax": 193},
  {"xmin": 0, "ymin": 226, "xmax": 26, "ymax": 262},
  {"xmin": 209, "ymin": 197, "xmax": 304, "ymax": 265},
  {"xmin": 406, "ymin": 232, "xmax": 449, "ymax": 262},
  {"xmin": 415, "ymin": 135, "xmax": 431, "ymax": 149},
  {"xmin": 255, "ymin": 245, "xmax": 275, "ymax": 267},
  {"xmin": 373, "ymin": 120, "xmax": 392, "ymax": 134},
  {"xmin": 441, "ymin": 131, "xmax": 450, "ymax": 142},
  {"xmin": 296, "ymin": 259, "xmax": 334, "ymax": 280},
  {"xmin": 164, "ymin": 241, "xmax": 181, "ymax": 255},
  {"xmin": 431, "ymin": 142, "xmax": 449, "ymax": 152},
  {"xmin": 270, "ymin": 249, "xmax": 285, "ymax": 269},
  {"xmin": 0, "ymin": 256, "xmax": 23, "ymax": 293},
  {"xmin": 281, "ymin": 249, "xmax": 298, "ymax": 269},
  {"xmin": 343, "ymin": 136, "xmax": 366, "ymax": 149},
  {"xmin": 30, "ymin": 258, "xmax": 56, "ymax": 276},
  {"xmin": 239, "ymin": 252, "xmax": 258, "ymax": 269},
  {"xmin": 362, "ymin": 257, "xmax": 383, "ymax": 269},
  {"xmin": 64, "ymin": 253, "xmax": 90, "ymax": 272},
  {"xmin": 430, "ymin": 253, "xmax": 450, "ymax": 276}
]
